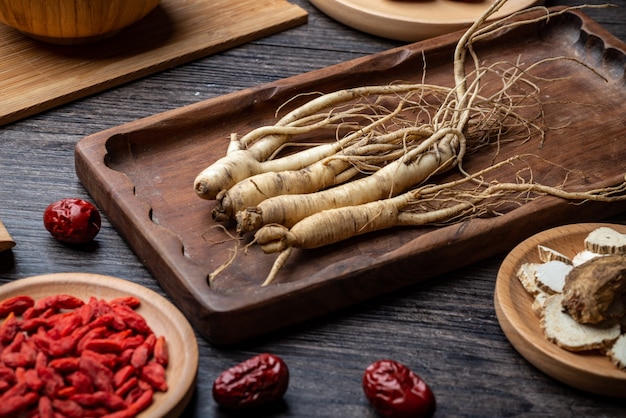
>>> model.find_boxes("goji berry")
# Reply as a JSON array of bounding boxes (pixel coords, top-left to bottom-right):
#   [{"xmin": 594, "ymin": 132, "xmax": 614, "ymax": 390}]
[
  {"xmin": 0, "ymin": 391, "xmax": 38, "ymax": 417},
  {"xmin": 0, "ymin": 295, "xmax": 34, "ymax": 318},
  {"xmin": 141, "ymin": 362, "xmax": 168, "ymax": 392},
  {"xmin": 154, "ymin": 335, "xmax": 168, "ymax": 367},
  {"xmin": 67, "ymin": 371, "xmax": 94, "ymax": 394},
  {"xmin": 51, "ymin": 397, "xmax": 85, "ymax": 418},
  {"xmin": 49, "ymin": 357, "xmax": 80, "ymax": 373},
  {"xmin": 72, "ymin": 391, "xmax": 125, "ymax": 410},
  {"xmin": 33, "ymin": 294, "xmax": 84, "ymax": 315},
  {"xmin": 120, "ymin": 334, "xmax": 144, "ymax": 350},
  {"xmin": 0, "ymin": 293, "xmax": 169, "ymax": 417},
  {"xmin": 38, "ymin": 395, "xmax": 54, "ymax": 418},
  {"xmin": 109, "ymin": 296, "xmax": 141, "ymax": 310},
  {"xmin": 79, "ymin": 354, "xmax": 115, "ymax": 394},
  {"xmin": 113, "ymin": 365, "xmax": 135, "ymax": 389},
  {"xmin": 114, "ymin": 377, "xmax": 138, "ymax": 398},
  {"xmin": 112, "ymin": 305, "xmax": 151, "ymax": 335},
  {"xmin": 84, "ymin": 339, "xmax": 124, "ymax": 354},
  {"xmin": 0, "ymin": 312, "xmax": 19, "ymax": 343}
]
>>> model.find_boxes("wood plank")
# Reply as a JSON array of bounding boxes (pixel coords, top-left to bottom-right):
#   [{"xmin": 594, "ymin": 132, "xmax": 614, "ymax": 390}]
[{"xmin": 0, "ymin": 0, "xmax": 307, "ymax": 126}]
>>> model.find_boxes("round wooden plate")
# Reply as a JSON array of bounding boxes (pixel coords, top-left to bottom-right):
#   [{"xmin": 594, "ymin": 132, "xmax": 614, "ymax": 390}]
[
  {"xmin": 494, "ymin": 223, "xmax": 626, "ymax": 397},
  {"xmin": 309, "ymin": 0, "xmax": 543, "ymax": 41},
  {"xmin": 0, "ymin": 273, "xmax": 199, "ymax": 417}
]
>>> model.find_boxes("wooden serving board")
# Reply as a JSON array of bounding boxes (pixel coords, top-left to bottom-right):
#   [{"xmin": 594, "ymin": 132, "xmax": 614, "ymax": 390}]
[
  {"xmin": 309, "ymin": 0, "xmax": 542, "ymax": 41},
  {"xmin": 75, "ymin": 8, "xmax": 626, "ymax": 345},
  {"xmin": 0, "ymin": 0, "xmax": 307, "ymax": 126}
]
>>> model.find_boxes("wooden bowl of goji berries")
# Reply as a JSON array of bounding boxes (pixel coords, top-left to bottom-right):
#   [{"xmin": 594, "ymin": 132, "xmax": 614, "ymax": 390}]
[{"xmin": 0, "ymin": 272, "xmax": 198, "ymax": 417}]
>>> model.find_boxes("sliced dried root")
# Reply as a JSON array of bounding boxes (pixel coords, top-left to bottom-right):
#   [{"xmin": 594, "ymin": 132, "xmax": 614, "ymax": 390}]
[
  {"xmin": 534, "ymin": 260, "xmax": 572, "ymax": 294},
  {"xmin": 608, "ymin": 334, "xmax": 626, "ymax": 369},
  {"xmin": 517, "ymin": 227, "xmax": 626, "ymax": 370},
  {"xmin": 584, "ymin": 227, "xmax": 626, "ymax": 255},
  {"xmin": 537, "ymin": 245, "xmax": 571, "ymax": 264},
  {"xmin": 541, "ymin": 294, "xmax": 620, "ymax": 352}
]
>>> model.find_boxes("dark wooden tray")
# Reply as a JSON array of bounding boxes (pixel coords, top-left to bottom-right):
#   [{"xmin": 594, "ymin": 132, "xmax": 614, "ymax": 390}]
[{"xmin": 75, "ymin": 7, "xmax": 626, "ymax": 345}]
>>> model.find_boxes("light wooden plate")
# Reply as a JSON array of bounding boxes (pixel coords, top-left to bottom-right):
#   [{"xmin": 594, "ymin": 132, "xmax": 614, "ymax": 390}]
[
  {"xmin": 0, "ymin": 273, "xmax": 198, "ymax": 417},
  {"xmin": 309, "ymin": 0, "xmax": 543, "ymax": 41},
  {"xmin": 494, "ymin": 223, "xmax": 626, "ymax": 397}
]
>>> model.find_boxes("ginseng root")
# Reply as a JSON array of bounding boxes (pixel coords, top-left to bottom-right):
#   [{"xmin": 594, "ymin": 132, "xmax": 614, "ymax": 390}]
[{"xmin": 255, "ymin": 166, "xmax": 626, "ymax": 285}]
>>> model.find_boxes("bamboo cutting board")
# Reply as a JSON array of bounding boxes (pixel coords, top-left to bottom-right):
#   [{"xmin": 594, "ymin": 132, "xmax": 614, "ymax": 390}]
[
  {"xmin": 0, "ymin": 0, "xmax": 307, "ymax": 126},
  {"xmin": 75, "ymin": 8, "xmax": 626, "ymax": 345}
]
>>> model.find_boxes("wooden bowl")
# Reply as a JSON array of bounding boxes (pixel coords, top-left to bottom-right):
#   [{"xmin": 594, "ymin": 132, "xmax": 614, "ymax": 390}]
[
  {"xmin": 494, "ymin": 223, "xmax": 626, "ymax": 397},
  {"xmin": 0, "ymin": 0, "xmax": 160, "ymax": 44},
  {"xmin": 0, "ymin": 272, "xmax": 198, "ymax": 417}
]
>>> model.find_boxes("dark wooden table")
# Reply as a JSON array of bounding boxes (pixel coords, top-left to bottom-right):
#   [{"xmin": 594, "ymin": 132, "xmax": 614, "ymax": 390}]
[{"xmin": 1, "ymin": 1, "xmax": 625, "ymax": 416}]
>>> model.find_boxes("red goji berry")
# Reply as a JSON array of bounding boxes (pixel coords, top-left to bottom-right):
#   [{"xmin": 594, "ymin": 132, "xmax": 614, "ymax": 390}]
[
  {"xmin": 114, "ymin": 377, "xmax": 138, "ymax": 398},
  {"xmin": 154, "ymin": 335, "xmax": 168, "ymax": 367},
  {"xmin": 33, "ymin": 294, "xmax": 84, "ymax": 315},
  {"xmin": 113, "ymin": 365, "xmax": 135, "ymax": 389},
  {"xmin": 23, "ymin": 368, "xmax": 43, "ymax": 392},
  {"xmin": 120, "ymin": 334, "xmax": 145, "ymax": 351},
  {"xmin": 19, "ymin": 316, "xmax": 49, "ymax": 333},
  {"xmin": 82, "ymin": 349, "xmax": 117, "ymax": 370},
  {"xmin": 77, "ymin": 303, "xmax": 94, "ymax": 326},
  {"xmin": 130, "ymin": 344, "xmax": 149, "ymax": 369},
  {"xmin": 51, "ymin": 398, "xmax": 85, "ymax": 418},
  {"xmin": 84, "ymin": 339, "xmax": 124, "ymax": 355},
  {"xmin": 130, "ymin": 388, "xmax": 154, "ymax": 412},
  {"xmin": 79, "ymin": 353, "xmax": 115, "ymax": 394},
  {"xmin": 49, "ymin": 357, "xmax": 80, "ymax": 373},
  {"xmin": 109, "ymin": 329, "xmax": 133, "ymax": 341},
  {"xmin": 48, "ymin": 312, "xmax": 83, "ymax": 338},
  {"xmin": 112, "ymin": 305, "xmax": 151, "ymax": 335},
  {"xmin": 140, "ymin": 362, "xmax": 168, "ymax": 392},
  {"xmin": 0, "ymin": 391, "xmax": 38, "ymax": 417},
  {"xmin": 57, "ymin": 386, "xmax": 77, "ymax": 398},
  {"xmin": 38, "ymin": 395, "xmax": 54, "ymax": 418},
  {"xmin": 109, "ymin": 296, "xmax": 141, "ymax": 310},
  {"xmin": 0, "ymin": 312, "xmax": 19, "ymax": 344},
  {"xmin": 0, "ymin": 295, "xmax": 34, "ymax": 318},
  {"xmin": 67, "ymin": 371, "xmax": 94, "ymax": 394},
  {"xmin": 118, "ymin": 348, "xmax": 134, "ymax": 365},
  {"xmin": 77, "ymin": 326, "xmax": 109, "ymax": 353},
  {"xmin": 0, "ymin": 365, "xmax": 16, "ymax": 387},
  {"xmin": 37, "ymin": 365, "xmax": 64, "ymax": 397},
  {"xmin": 73, "ymin": 390, "xmax": 126, "ymax": 410}
]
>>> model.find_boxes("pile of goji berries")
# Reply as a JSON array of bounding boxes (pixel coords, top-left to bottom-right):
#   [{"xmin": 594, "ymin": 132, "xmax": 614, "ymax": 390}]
[{"xmin": 0, "ymin": 293, "xmax": 169, "ymax": 418}]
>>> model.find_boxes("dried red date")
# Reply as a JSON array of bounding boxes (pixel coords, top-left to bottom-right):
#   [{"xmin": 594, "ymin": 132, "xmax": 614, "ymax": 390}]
[
  {"xmin": 363, "ymin": 359, "xmax": 436, "ymax": 418},
  {"xmin": 212, "ymin": 353, "xmax": 289, "ymax": 410},
  {"xmin": 43, "ymin": 198, "xmax": 101, "ymax": 245}
]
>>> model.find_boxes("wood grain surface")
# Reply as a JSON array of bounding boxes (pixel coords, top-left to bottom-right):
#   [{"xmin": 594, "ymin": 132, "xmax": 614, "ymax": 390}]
[
  {"xmin": 1, "ymin": 0, "xmax": 626, "ymax": 416},
  {"xmin": 0, "ymin": 0, "xmax": 307, "ymax": 126}
]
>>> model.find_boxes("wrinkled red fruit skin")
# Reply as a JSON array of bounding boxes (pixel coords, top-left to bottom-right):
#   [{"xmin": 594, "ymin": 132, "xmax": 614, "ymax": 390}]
[
  {"xmin": 43, "ymin": 198, "xmax": 101, "ymax": 244},
  {"xmin": 363, "ymin": 359, "xmax": 436, "ymax": 418},
  {"xmin": 212, "ymin": 353, "xmax": 289, "ymax": 410}
]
